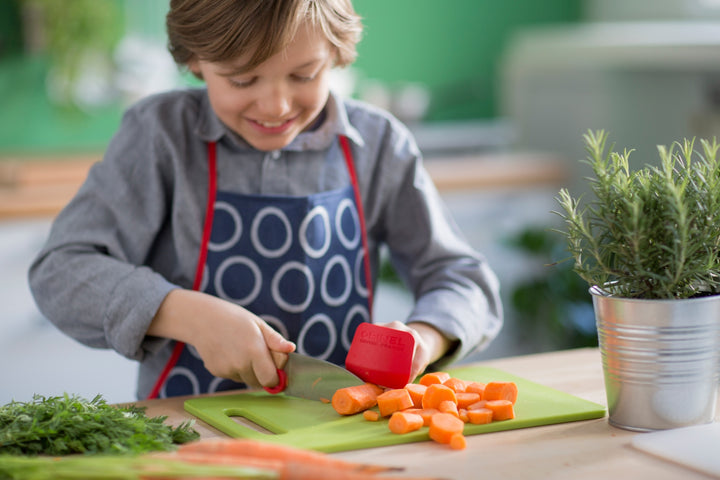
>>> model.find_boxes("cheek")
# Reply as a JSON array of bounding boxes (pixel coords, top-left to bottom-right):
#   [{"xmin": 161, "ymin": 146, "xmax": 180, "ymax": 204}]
[{"xmin": 298, "ymin": 82, "xmax": 330, "ymax": 112}]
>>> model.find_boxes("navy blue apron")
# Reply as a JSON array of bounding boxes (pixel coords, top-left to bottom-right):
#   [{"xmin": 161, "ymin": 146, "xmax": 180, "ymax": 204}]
[{"xmin": 148, "ymin": 136, "xmax": 373, "ymax": 398}]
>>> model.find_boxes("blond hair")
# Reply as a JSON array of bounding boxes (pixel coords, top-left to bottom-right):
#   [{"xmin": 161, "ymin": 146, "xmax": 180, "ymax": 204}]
[{"xmin": 167, "ymin": 0, "xmax": 362, "ymax": 71}]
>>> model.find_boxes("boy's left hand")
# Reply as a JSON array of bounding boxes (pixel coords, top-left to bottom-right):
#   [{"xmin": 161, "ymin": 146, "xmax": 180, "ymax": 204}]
[{"xmin": 376, "ymin": 320, "xmax": 452, "ymax": 382}]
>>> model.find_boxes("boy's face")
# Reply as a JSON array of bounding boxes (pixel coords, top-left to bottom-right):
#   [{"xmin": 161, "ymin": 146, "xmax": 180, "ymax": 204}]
[{"xmin": 191, "ymin": 24, "xmax": 334, "ymax": 152}]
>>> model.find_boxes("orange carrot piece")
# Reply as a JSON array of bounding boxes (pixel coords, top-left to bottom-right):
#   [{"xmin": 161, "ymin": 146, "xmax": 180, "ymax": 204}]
[
  {"xmin": 414, "ymin": 408, "xmax": 440, "ymax": 426},
  {"xmin": 458, "ymin": 408, "xmax": 470, "ymax": 423},
  {"xmin": 465, "ymin": 381, "xmax": 486, "ymax": 397},
  {"xmin": 377, "ymin": 388, "xmax": 415, "ymax": 417},
  {"xmin": 331, "ymin": 383, "xmax": 384, "ymax": 415},
  {"xmin": 421, "ymin": 383, "xmax": 457, "ymax": 409},
  {"xmin": 485, "ymin": 399, "xmax": 515, "ymax": 420},
  {"xmin": 388, "ymin": 411, "xmax": 424, "ymax": 434},
  {"xmin": 404, "ymin": 383, "xmax": 427, "ymax": 408},
  {"xmin": 443, "ymin": 377, "xmax": 468, "ymax": 393},
  {"xmin": 438, "ymin": 399, "xmax": 459, "ymax": 418},
  {"xmin": 466, "ymin": 408, "xmax": 493, "ymax": 425},
  {"xmin": 418, "ymin": 371, "xmax": 451, "ymax": 386},
  {"xmin": 363, "ymin": 409, "xmax": 380, "ymax": 422},
  {"xmin": 429, "ymin": 412, "xmax": 464, "ymax": 444},
  {"xmin": 455, "ymin": 392, "xmax": 482, "ymax": 409},
  {"xmin": 449, "ymin": 433, "xmax": 467, "ymax": 450},
  {"xmin": 466, "ymin": 400, "xmax": 487, "ymax": 411},
  {"xmin": 483, "ymin": 381, "xmax": 518, "ymax": 404}
]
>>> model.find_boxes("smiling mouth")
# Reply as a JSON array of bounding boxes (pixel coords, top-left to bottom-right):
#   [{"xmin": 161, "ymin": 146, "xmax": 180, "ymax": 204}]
[
  {"xmin": 251, "ymin": 116, "xmax": 297, "ymax": 128},
  {"xmin": 256, "ymin": 119, "xmax": 287, "ymax": 127}
]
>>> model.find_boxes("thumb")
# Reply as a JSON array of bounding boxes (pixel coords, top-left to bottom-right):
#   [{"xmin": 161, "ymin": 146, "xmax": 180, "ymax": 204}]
[{"xmin": 258, "ymin": 320, "xmax": 296, "ymax": 354}]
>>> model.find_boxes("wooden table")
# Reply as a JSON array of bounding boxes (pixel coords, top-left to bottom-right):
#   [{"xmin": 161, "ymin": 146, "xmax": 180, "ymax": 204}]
[{"xmin": 136, "ymin": 348, "xmax": 719, "ymax": 480}]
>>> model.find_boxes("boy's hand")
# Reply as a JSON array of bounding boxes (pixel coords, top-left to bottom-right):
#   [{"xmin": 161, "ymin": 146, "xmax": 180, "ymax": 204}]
[
  {"xmin": 149, "ymin": 289, "xmax": 295, "ymax": 389},
  {"xmin": 377, "ymin": 320, "xmax": 452, "ymax": 382}
]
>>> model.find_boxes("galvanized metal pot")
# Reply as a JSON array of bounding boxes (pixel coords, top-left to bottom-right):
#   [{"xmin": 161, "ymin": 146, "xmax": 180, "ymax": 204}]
[{"xmin": 590, "ymin": 287, "xmax": 720, "ymax": 431}]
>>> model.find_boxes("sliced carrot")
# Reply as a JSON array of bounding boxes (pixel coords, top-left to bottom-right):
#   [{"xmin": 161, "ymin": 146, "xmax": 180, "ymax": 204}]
[
  {"xmin": 377, "ymin": 388, "xmax": 415, "ymax": 417},
  {"xmin": 449, "ymin": 433, "xmax": 467, "ymax": 450},
  {"xmin": 483, "ymin": 381, "xmax": 518, "ymax": 404},
  {"xmin": 466, "ymin": 408, "xmax": 493, "ymax": 425},
  {"xmin": 363, "ymin": 409, "xmax": 380, "ymax": 422},
  {"xmin": 428, "ymin": 412, "xmax": 464, "ymax": 445},
  {"xmin": 465, "ymin": 381, "xmax": 486, "ymax": 397},
  {"xmin": 388, "ymin": 411, "xmax": 424, "ymax": 434},
  {"xmin": 455, "ymin": 392, "xmax": 481, "ymax": 409},
  {"xmin": 437, "ymin": 399, "xmax": 459, "ymax": 418},
  {"xmin": 421, "ymin": 383, "xmax": 457, "ymax": 409},
  {"xmin": 485, "ymin": 399, "xmax": 515, "ymax": 420},
  {"xmin": 458, "ymin": 408, "xmax": 469, "ymax": 423},
  {"xmin": 418, "ymin": 371, "xmax": 451, "ymax": 386},
  {"xmin": 414, "ymin": 408, "xmax": 440, "ymax": 426},
  {"xmin": 466, "ymin": 400, "xmax": 487, "ymax": 411},
  {"xmin": 404, "ymin": 383, "xmax": 427, "ymax": 408},
  {"xmin": 319, "ymin": 397, "xmax": 330, "ymax": 404},
  {"xmin": 443, "ymin": 377, "xmax": 468, "ymax": 393},
  {"xmin": 331, "ymin": 383, "xmax": 384, "ymax": 416}
]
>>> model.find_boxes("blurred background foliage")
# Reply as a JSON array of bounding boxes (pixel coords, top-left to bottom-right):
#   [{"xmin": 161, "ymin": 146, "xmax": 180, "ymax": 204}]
[{"xmin": 505, "ymin": 227, "xmax": 597, "ymax": 350}]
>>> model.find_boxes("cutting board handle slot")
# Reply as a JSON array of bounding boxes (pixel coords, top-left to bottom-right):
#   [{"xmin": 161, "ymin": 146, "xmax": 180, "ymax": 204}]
[{"xmin": 223, "ymin": 408, "xmax": 286, "ymax": 436}]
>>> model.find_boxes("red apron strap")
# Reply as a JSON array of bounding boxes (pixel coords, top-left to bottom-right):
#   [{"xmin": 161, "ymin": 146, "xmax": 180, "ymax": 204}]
[
  {"xmin": 146, "ymin": 141, "xmax": 218, "ymax": 399},
  {"xmin": 339, "ymin": 135, "xmax": 374, "ymax": 317}
]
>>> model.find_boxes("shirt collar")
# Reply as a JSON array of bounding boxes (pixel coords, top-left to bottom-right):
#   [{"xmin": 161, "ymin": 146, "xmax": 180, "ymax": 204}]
[{"xmin": 194, "ymin": 89, "xmax": 365, "ymax": 151}]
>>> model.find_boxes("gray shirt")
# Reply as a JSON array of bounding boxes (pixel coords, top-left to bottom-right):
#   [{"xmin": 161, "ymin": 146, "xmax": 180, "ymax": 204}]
[{"xmin": 28, "ymin": 88, "xmax": 502, "ymax": 399}]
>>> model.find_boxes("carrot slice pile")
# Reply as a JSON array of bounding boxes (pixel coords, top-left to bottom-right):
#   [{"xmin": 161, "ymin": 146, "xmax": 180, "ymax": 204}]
[{"xmin": 332, "ymin": 372, "xmax": 519, "ymax": 451}]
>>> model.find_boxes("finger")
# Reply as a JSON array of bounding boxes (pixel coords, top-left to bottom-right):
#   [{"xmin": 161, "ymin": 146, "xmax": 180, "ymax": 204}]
[
  {"xmin": 260, "ymin": 321, "xmax": 296, "ymax": 353},
  {"xmin": 271, "ymin": 350, "xmax": 288, "ymax": 370},
  {"xmin": 251, "ymin": 323, "xmax": 294, "ymax": 388},
  {"xmin": 232, "ymin": 366, "xmax": 262, "ymax": 389}
]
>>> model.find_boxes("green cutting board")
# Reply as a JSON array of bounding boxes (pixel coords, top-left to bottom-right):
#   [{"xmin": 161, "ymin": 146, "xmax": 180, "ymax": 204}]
[{"xmin": 184, "ymin": 365, "xmax": 606, "ymax": 453}]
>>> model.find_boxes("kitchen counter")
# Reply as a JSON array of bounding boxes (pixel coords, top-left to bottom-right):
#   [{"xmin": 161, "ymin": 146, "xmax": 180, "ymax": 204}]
[{"xmin": 134, "ymin": 347, "xmax": 719, "ymax": 480}]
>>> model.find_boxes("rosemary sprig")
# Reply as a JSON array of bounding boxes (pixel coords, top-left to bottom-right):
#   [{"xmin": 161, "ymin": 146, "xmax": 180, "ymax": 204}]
[
  {"xmin": 555, "ymin": 130, "xmax": 720, "ymax": 299},
  {"xmin": 0, "ymin": 394, "xmax": 199, "ymax": 456}
]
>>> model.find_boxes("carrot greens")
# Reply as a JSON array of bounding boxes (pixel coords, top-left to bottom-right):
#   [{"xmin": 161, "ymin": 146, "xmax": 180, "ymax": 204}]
[{"xmin": 0, "ymin": 394, "xmax": 199, "ymax": 456}]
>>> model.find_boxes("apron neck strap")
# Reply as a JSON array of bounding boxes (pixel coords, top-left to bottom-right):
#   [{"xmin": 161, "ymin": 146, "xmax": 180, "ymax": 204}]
[{"xmin": 339, "ymin": 135, "xmax": 374, "ymax": 316}]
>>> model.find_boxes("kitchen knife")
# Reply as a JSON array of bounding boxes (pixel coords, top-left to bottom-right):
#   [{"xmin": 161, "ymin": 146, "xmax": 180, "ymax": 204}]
[{"xmin": 264, "ymin": 352, "xmax": 365, "ymax": 401}]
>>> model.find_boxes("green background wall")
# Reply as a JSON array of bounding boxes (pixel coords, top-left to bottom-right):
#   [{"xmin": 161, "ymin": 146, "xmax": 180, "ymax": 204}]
[
  {"xmin": 0, "ymin": 0, "xmax": 581, "ymax": 154},
  {"xmin": 352, "ymin": 0, "xmax": 581, "ymax": 121}
]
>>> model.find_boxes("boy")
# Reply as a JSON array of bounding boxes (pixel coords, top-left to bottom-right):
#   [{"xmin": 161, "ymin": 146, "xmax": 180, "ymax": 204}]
[{"xmin": 29, "ymin": 0, "xmax": 502, "ymax": 399}]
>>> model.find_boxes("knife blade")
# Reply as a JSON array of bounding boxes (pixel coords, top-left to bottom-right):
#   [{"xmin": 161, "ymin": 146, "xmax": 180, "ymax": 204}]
[{"xmin": 265, "ymin": 352, "xmax": 365, "ymax": 401}]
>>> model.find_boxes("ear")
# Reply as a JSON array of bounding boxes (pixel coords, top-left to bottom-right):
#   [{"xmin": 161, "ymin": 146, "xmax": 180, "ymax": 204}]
[{"xmin": 187, "ymin": 58, "xmax": 204, "ymax": 80}]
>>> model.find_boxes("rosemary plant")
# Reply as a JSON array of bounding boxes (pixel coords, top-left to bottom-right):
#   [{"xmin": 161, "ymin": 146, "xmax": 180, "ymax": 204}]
[{"xmin": 555, "ymin": 130, "xmax": 720, "ymax": 299}]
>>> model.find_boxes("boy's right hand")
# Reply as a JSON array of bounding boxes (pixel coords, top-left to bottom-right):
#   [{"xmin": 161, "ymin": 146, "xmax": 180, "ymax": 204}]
[{"xmin": 148, "ymin": 289, "xmax": 296, "ymax": 389}]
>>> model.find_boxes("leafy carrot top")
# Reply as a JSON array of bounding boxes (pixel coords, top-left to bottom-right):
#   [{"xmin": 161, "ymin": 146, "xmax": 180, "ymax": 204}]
[{"xmin": 0, "ymin": 393, "xmax": 199, "ymax": 456}]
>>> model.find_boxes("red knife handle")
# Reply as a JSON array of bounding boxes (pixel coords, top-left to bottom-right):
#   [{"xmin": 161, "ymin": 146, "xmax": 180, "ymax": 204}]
[{"xmin": 263, "ymin": 368, "xmax": 287, "ymax": 394}]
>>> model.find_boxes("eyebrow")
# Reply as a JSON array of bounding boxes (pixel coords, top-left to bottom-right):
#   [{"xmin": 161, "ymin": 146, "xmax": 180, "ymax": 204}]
[{"xmin": 218, "ymin": 58, "xmax": 325, "ymax": 77}]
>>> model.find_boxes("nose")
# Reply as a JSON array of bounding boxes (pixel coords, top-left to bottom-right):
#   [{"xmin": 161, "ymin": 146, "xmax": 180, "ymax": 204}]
[{"xmin": 256, "ymin": 81, "xmax": 292, "ymax": 118}]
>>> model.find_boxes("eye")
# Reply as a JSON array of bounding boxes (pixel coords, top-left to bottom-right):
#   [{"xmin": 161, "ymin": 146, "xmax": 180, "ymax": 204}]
[
  {"xmin": 291, "ymin": 73, "xmax": 316, "ymax": 83},
  {"xmin": 228, "ymin": 76, "xmax": 256, "ymax": 88}
]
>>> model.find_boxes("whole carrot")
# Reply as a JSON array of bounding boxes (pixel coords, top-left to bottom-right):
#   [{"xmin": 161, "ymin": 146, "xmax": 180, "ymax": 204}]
[{"xmin": 177, "ymin": 438, "xmax": 388, "ymax": 473}]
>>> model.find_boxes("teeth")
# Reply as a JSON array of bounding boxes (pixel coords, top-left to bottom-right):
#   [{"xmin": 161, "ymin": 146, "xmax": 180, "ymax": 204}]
[{"xmin": 257, "ymin": 120, "xmax": 285, "ymax": 128}]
